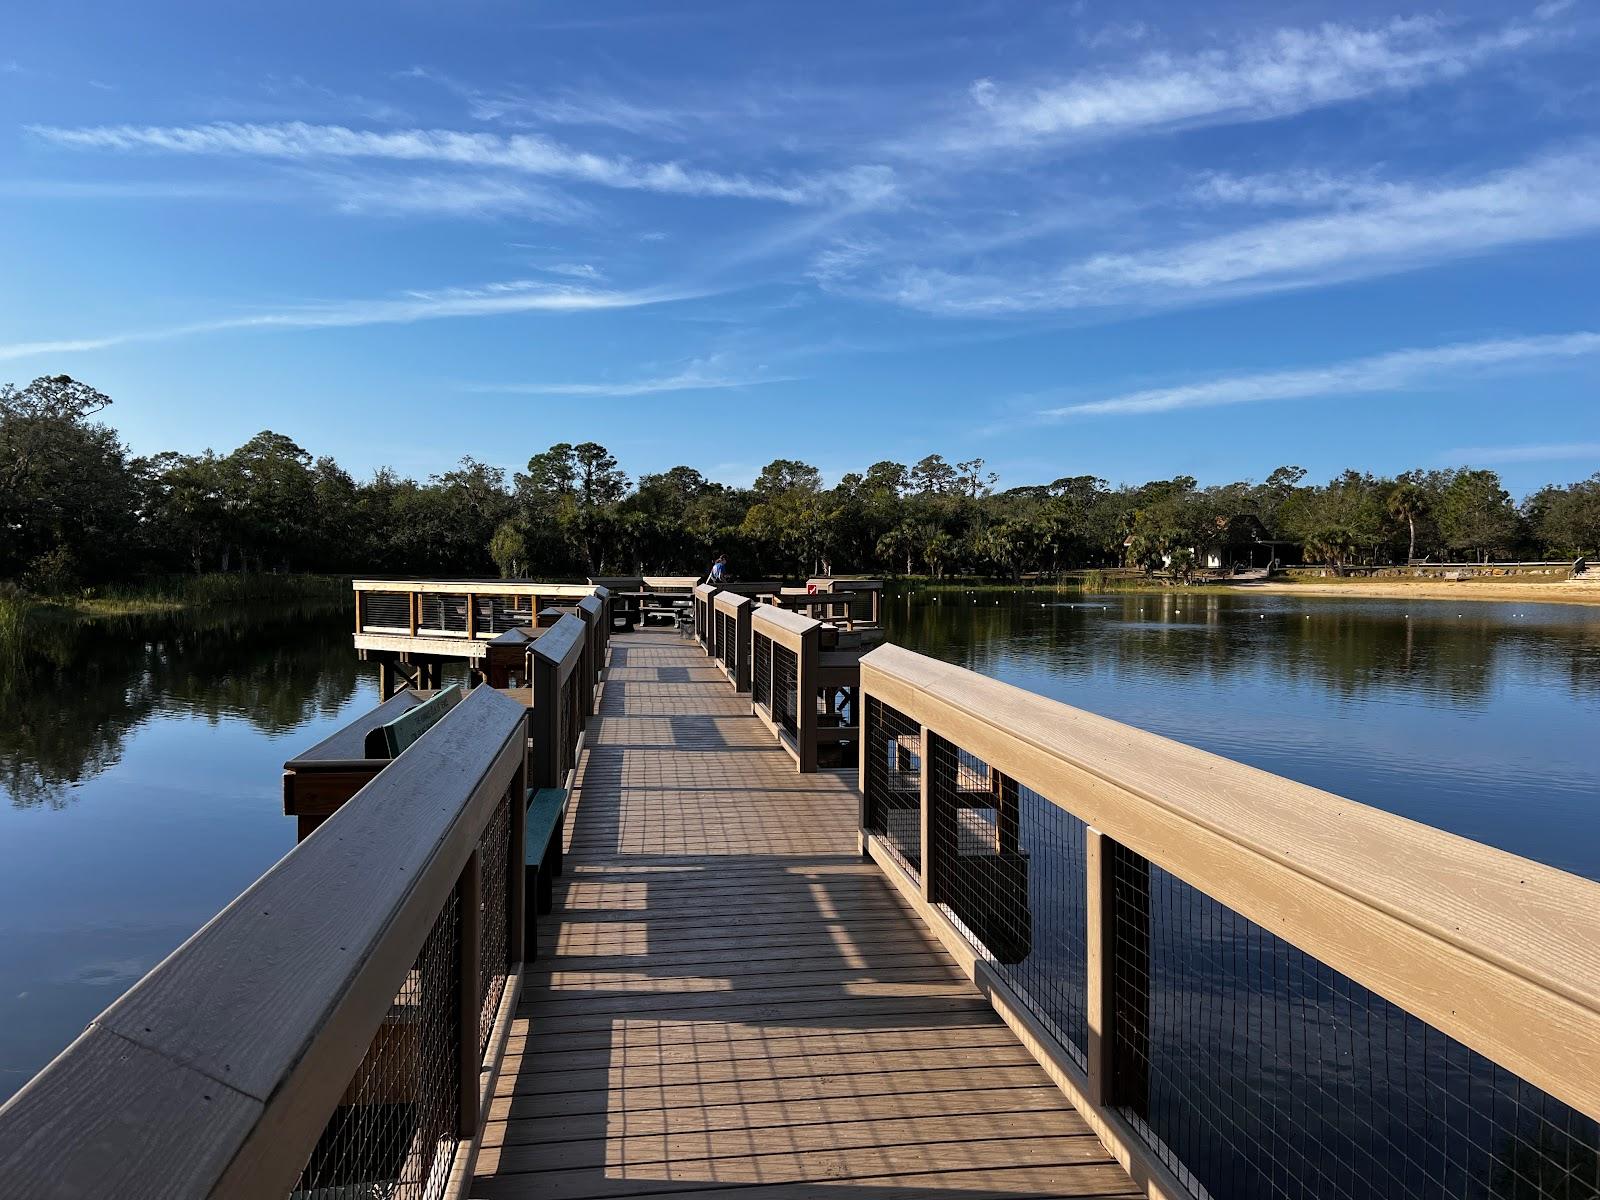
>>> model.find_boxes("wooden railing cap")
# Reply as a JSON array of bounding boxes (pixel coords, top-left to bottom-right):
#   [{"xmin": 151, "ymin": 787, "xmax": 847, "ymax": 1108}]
[
  {"xmin": 752, "ymin": 604, "xmax": 820, "ymax": 638},
  {"xmin": 0, "ymin": 683, "xmax": 528, "ymax": 1197},
  {"xmin": 531, "ymin": 614, "xmax": 587, "ymax": 677},
  {"xmin": 861, "ymin": 640, "xmax": 1600, "ymax": 1120}
]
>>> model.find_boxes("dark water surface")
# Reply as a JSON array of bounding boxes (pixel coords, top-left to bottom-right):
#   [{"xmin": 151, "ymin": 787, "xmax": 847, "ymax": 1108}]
[{"xmin": 0, "ymin": 588, "xmax": 1596, "ymax": 1103}]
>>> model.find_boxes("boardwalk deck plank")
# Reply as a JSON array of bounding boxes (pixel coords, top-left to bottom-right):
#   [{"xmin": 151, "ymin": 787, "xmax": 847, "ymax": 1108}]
[{"xmin": 475, "ymin": 629, "xmax": 1138, "ymax": 1199}]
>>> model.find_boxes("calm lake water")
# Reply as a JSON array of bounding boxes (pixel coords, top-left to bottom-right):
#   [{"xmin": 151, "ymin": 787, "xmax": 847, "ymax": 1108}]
[{"xmin": 1, "ymin": 588, "xmax": 1597, "ymax": 1101}]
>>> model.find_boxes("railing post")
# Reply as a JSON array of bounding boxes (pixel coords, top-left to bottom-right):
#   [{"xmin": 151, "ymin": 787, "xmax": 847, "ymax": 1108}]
[
  {"xmin": 917, "ymin": 725, "xmax": 932, "ymax": 902},
  {"xmin": 1085, "ymin": 828, "xmax": 1150, "ymax": 1115},
  {"xmin": 458, "ymin": 849, "xmax": 481, "ymax": 1138},
  {"xmin": 509, "ymin": 755, "xmax": 528, "ymax": 964},
  {"xmin": 797, "ymin": 623, "xmax": 820, "ymax": 772},
  {"xmin": 531, "ymin": 645, "xmax": 557, "ymax": 790},
  {"xmin": 734, "ymin": 602, "xmax": 752, "ymax": 692},
  {"xmin": 409, "ymin": 590, "xmax": 418, "ymax": 637},
  {"xmin": 354, "ymin": 587, "xmax": 363, "ymax": 633},
  {"xmin": 466, "ymin": 591, "xmax": 477, "ymax": 641}
]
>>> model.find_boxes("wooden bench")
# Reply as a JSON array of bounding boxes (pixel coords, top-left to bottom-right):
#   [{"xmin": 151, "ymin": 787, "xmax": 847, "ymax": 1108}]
[
  {"xmin": 283, "ymin": 685, "xmax": 464, "ymax": 840},
  {"xmin": 523, "ymin": 787, "xmax": 567, "ymax": 960}
]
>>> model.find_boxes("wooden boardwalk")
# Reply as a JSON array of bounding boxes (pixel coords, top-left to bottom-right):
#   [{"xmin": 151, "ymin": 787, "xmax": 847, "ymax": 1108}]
[{"xmin": 473, "ymin": 629, "xmax": 1138, "ymax": 1199}]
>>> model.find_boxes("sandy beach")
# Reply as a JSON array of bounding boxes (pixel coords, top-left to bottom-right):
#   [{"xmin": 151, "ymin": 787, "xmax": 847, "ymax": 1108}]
[{"xmin": 1245, "ymin": 576, "xmax": 1600, "ymax": 608}]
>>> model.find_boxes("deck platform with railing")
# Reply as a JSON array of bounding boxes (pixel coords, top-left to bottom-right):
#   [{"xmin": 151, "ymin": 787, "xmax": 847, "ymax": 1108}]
[
  {"xmin": 472, "ymin": 628, "xmax": 1139, "ymax": 1198},
  {"xmin": 3, "ymin": 576, "xmax": 1599, "ymax": 1200}
]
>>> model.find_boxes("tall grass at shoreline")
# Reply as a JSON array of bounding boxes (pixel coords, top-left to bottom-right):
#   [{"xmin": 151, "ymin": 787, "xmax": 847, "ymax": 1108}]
[{"xmin": 0, "ymin": 574, "xmax": 349, "ymax": 662}]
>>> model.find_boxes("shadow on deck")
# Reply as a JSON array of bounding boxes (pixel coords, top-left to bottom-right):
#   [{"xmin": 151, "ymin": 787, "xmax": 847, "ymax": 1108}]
[{"xmin": 473, "ymin": 632, "xmax": 1136, "ymax": 1199}]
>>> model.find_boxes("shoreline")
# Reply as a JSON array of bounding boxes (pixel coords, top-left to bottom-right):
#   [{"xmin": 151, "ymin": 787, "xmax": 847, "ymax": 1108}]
[{"xmin": 1240, "ymin": 577, "xmax": 1600, "ymax": 608}]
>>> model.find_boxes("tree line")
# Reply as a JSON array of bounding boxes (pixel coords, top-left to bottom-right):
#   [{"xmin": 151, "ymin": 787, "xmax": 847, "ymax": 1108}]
[{"xmin": 4, "ymin": 374, "xmax": 1598, "ymax": 590}]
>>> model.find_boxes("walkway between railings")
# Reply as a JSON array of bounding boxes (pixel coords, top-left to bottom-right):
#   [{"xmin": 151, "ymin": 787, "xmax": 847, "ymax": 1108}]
[{"xmin": 472, "ymin": 628, "xmax": 1139, "ymax": 1198}]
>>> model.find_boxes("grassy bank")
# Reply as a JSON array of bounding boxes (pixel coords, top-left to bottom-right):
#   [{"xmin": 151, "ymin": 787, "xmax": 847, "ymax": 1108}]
[
  {"xmin": 0, "ymin": 574, "xmax": 350, "ymax": 662},
  {"xmin": 24, "ymin": 573, "xmax": 349, "ymax": 617}
]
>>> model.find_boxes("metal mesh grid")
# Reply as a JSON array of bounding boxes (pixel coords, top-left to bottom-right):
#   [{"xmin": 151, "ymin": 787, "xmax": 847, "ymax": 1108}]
[
  {"xmin": 291, "ymin": 886, "xmax": 461, "ymax": 1200},
  {"xmin": 477, "ymin": 793, "xmax": 511, "ymax": 1058},
  {"xmin": 771, "ymin": 643, "xmax": 799, "ymax": 739},
  {"xmin": 752, "ymin": 633, "xmax": 773, "ymax": 711},
  {"xmin": 361, "ymin": 592, "xmax": 411, "ymax": 631},
  {"xmin": 697, "ymin": 597, "xmax": 712, "ymax": 647},
  {"xmin": 481, "ymin": 595, "xmax": 535, "ymax": 634},
  {"xmin": 418, "ymin": 592, "xmax": 468, "ymax": 634},
  {"xmin": 862, "ymin": 696, "xmax": 921, "ymax": 878},
  {"xmin": 560, "ymin": 672, "xmax": 580, "ymax": 779},
  {"xmin": 1108, "ymin": 847, "xmax": 1600, "ymax": 1200},
  {"xmin": 815, "ymin": 683, "xmax": 860, "ymax": 768},
  {"xmin": 717, "ymin": 610, "xmax": 738, "ymax": 671},
  {"xmin": 924, "ymin": 734, "xmax": 1088, "ymax": 1061}
]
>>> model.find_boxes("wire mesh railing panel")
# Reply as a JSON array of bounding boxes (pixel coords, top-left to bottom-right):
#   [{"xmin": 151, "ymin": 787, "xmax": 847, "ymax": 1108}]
[
  {"xmin": 476, "ymin": 793, "xmax": 511, "ymax": 1058},
  {"xmin": 482, "ymin": 595, "xmax": 534, "ymax": 634},
  {"xmin": 562, "ymin": 676, "xmax": 580, "ymax": 778},
  {"xmin": 923, "ymin": 738, "xmax": 1088, "ymax": 1060},
  {"xmin": 361, "ymin": 592, "xmax": 411, "ymax": 631},
  {"xmin": 815, "ymin": 684, "xmax": 859, "ymax": 768},
  {"xmin": 771, "ymin": 643, "xmax": 799, "ymax": 739},
  {"xmin": 862, "ymin": 696, "xmax": 921, "ymax": 878},
  {"xmin": 291, "ymin": 887, "xmax": 461, "ymax": 1200},
  {"xmin": 752, "ymin": 633, "xmax": 773, "ymax": 712},
  {"xmin": 418, "ymin": 593, "xmax": 468, "ymax": 634},
  {"xmin": 1107, "ymin": 847, "xmax": 1600, "ymax": 1200}
]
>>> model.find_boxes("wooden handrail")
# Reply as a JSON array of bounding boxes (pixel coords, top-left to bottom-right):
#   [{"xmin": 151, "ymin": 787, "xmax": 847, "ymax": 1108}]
[
  {"xmin": 354, "ymin": 579, "xmax": 598, "ymax": 597},
  {"xmin": 750, "ymin": 602, "xmax": 817, "ymax": 651},
  {"xmin": 859, "ymin": 641, "xmax": 1600, "ymax": 1124},
  {"xmin": 0, "ymin": 684, "xmax": 528, "ymax": 1198}
]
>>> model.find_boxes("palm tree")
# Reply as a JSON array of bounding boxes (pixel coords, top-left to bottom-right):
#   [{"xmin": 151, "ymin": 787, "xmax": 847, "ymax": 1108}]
[{"xmin": 1387, "ymin": 481, "xmax": 1425, "ymax": 564}]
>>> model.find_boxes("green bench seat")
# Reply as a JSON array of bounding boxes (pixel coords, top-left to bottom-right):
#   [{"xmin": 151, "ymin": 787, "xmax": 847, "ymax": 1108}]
[
  {"xmin": 362, "ymin": 685, "xmax": 462, "ymax": 759},
  {"xmin": 524, "ymin": 787, "xmax": 568, "ymax": 960}
]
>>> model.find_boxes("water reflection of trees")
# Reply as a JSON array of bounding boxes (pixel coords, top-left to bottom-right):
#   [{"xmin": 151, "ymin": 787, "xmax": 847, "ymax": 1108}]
[
  {"xmin": 884, "ymin": 589, "xmax": 1600, "ymax": 707},
  {"xmin": 0, "ymin": 602, "xmax": 357, "ymax": 808}
]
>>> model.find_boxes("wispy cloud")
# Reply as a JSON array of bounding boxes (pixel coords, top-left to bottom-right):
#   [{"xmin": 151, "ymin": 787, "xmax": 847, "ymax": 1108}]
[
  {"xmin": 542, "ymin": 263, "xmax": 605, "ymax": 280},
  {"xmin": 317, "ymin": 172, "xmax": 592, "ymax": 221},
  {"xmin": 1187, "ymin": 167, "xmax": 1409, "ymax": 208},
  {"xmin": 400, "ymin": 67, "xmax": 694, "ymax": 135},
  {"xmin": 864, "ymin": 144, "xmax": 1600, "ymax": 315},
  {"xmin": 1035, "ymin": 331, "xmax": 1600, "ymax": 419},
  {"xmin": 1440, "ymin": 440, "xmax": 1600, "ymax": 464},
  {"xmin": 458, "ymin": 355, "xmax": 792, "ymax": 397},
  {"xmin": 0, "ymin": 280, "xmax": 698, "ymax": 363},
  {"xmin": 28, "ymin": 120, "xmax": 895, "ymax": 206},
  {"xmin": 936, "ymin": 13, "xmax": 1558, "ymax": 154}
]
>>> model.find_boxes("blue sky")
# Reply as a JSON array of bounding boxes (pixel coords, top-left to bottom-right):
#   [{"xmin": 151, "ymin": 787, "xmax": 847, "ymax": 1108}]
[{"xmin": 3, "ymin": 0, "xmax": 1598, "ymax": 494}]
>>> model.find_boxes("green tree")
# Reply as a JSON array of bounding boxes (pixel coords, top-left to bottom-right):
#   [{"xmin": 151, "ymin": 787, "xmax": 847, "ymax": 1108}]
[
  {"xmin": 0, "ymin": 375, "xmax": 139, "ymax": 584},
  {"xmin": 489, "ymin": 520, "xmax": 529, "ymax": 577},
  {"xmin": 1527, "ymin": 474, "xmax": 1600, "ymax": 557},
  {"xmin": 1436, "ymin": 469, "xmax": 1519, "ymax": 562},
  {"xmin": 1386, "ymin": 477, "xmax": 1427, "ymax": 564},
  {"xmin": 224, "ymin": 431, "xmax": 318, "ymax": 571}
]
